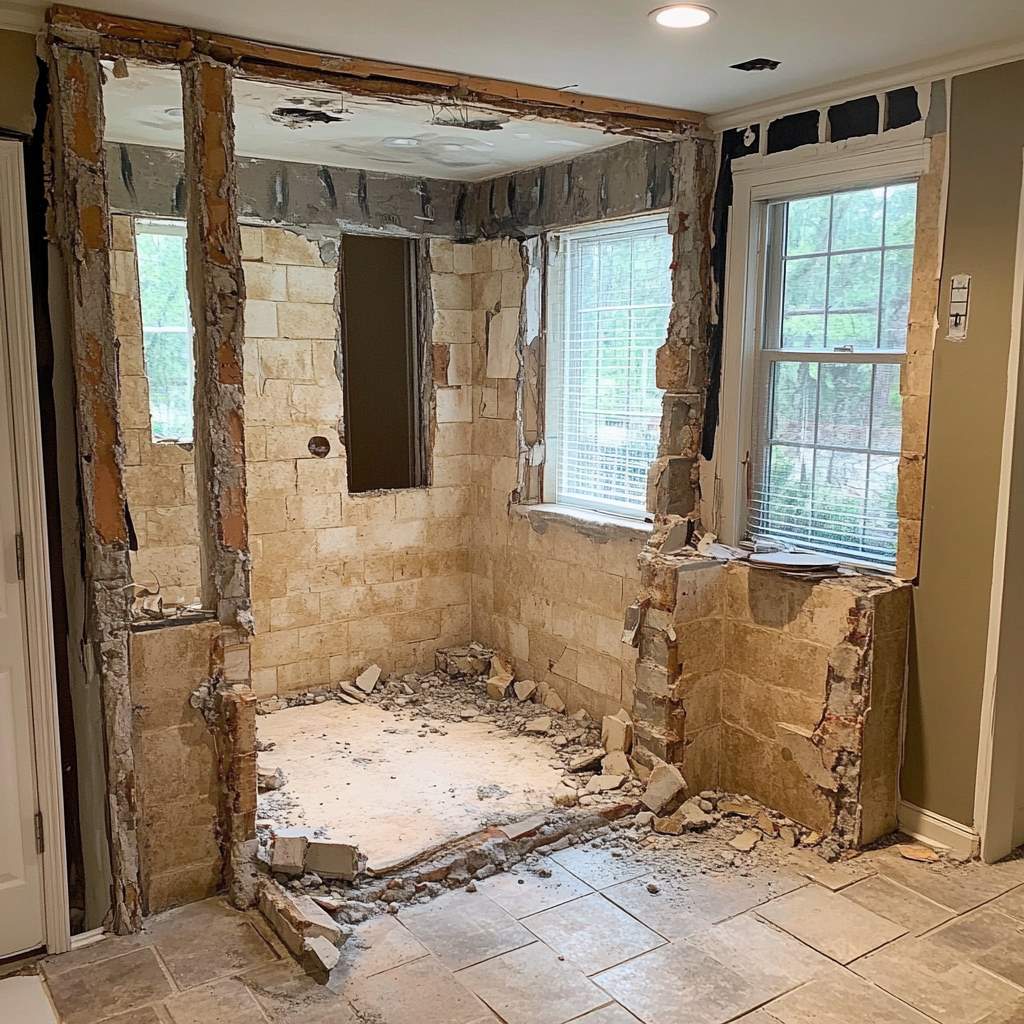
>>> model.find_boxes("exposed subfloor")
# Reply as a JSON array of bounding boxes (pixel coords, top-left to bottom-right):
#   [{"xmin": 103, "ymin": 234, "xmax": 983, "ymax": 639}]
[
  {"xmin": 38, "ymin": 839, "xmax": 1024, "ymax": 1024},
  {"xmin": 257, "ymin": 701, "xmax": 567, "ymax": 870}
]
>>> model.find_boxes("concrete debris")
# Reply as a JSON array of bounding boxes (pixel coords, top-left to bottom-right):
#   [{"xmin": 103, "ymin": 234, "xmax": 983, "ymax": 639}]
[
  {"xmin": 339, "ymin": 682, "xmax": 365, "ymax": 702},
  {"xmin": 355, "ymin": 664, "xmax": 382, "ymax": 694},
  {"xmin": 543, "ymin": 690, "xmax": 567, "ymax": 713},
  {"xmin": 641, "ymin": 764, "xmax": 687, "ymax": 814},
  {"xmin": 602, "ymin": 709, "xmax": 635, "ymax": 754},
  {"xmin": 258, "ymin": 766, "xmax": 287, "ymax": 793},
  {"xmin": 435, "ymin": 643, "xmax": 493, "ymax": 677},
  {"xmin": 778, "ymin": 826, "xmax": 798, "ymax": 847},
  {"xmin": 756, "ymin": 811, "xmax": 778, "ymax": 836},
  {"xmin": 271, "ymin": 833, "xmax": 309, "ymax": 875},
  {"xmin": 258, "ymin": 881, "xmax": 350, "ymax": 962},
  {"xmin": 553, "ymin": 785, "xmax": 579, "ymax": 808},
  {"xmin": 306, "ymin": 841, "xmax": 366, "ymax": 881},
  {"xmin": 525, "ymin": 716, "xmax": 552, "ymax": 734},
  {"xmin": 301, "ymin": 935, "xmax": 340, "ymax": 984},
  {"xmin": 512, "ymin": 679, "xmax": 536, "ymax": 702},
  {"xmin": 897, "ymin": 843, "xmax": 940, "ymax": 863},
  {"xmin": 569, "ymin": 749, "xmax": 605, "ymax": 773},
  {"xmin": 486, "ymin": 655, "xmax": 515, "ymax": 700},
  {"xmin": 730, "ymin": 829, "xmax": 762, "ymax": 852},
  {"xmin": 585, "ymin": 774, "xmax": 625, "ymax": 794},
  {"xmin": 718, "ymin": 799, "xmax": 759, "ymax": 817},
  {"xmin": 601, "ymin": 751, "xmax": 632, "ymax": 776}
]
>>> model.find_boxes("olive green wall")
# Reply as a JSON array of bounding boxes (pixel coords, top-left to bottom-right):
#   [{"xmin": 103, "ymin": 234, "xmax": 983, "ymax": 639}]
[
  {"xmin": 903, "ymin": 59, "xmax": 1024, "ymax": 826},
  {"xmin": 0, "ymin": 29, "xmax": 38, "ymax": 135}
]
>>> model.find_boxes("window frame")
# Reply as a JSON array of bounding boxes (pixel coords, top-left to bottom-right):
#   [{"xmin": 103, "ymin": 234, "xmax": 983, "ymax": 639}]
[
  {"xmin": 543, "ymin": 211, "xmax": 672, "ymax": 522},
  {"xmin": 717, "ymin": 140, "xmax": 931, "ymax": 568}
]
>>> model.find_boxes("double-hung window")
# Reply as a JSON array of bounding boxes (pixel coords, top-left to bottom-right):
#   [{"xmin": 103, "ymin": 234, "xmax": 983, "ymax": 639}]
[
  {"xmin": 545, "ymin": 214, "xmax": 672, "ymax": 519},
  {"xmin": 747, "ymin": 180, "xmax": 917, "ymax": 568},
  {"xmin": 134, "ymin": 218, "xmax": 195, "ymax": 443}
]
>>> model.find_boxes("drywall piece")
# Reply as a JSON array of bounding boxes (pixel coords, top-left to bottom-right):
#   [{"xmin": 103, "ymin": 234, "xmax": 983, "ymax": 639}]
[
  {"xmin": 46, "ymin": 32, "xmax": 141, "ymax": 935},
  {"xmin": 180, "ymin": 56, "xmax": 253, "ymax": 628}
]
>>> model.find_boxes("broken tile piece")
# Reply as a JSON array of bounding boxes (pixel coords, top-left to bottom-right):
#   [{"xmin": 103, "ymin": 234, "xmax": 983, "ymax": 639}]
[
  {"xmin": 601, "ymin": 710, "xmax": 634, "ymax": 754},
  {"xmin": 305, "ymin": 840, "xmax": 365, "ymax": 881},
  {"xmin": 602, "ymin": 751, "xmax": 632, "ymax": 776},
  {"xmin": 354, "ymin": 664, "xmax": 382, "ymax": 694},
  {"xmin": 525, "ymin": 716, "xmax": 552, "ymax": 733},
  {"xmin": 641, "ymin": 764, "xmax": 686, "ymax": 814},
  {"xmin": 514, "ymin": 679, "xmax": 538, "ymax": 702},
  {"xmin": 730, "ymin": 830, "xmax": 761, "ymax": 853},
  {"xmin": 271, "ymin": 833, "xmax": 309, "ymax": 875},
  {"xmin": 301, "ymin": 935, "xmax": 341, "ymax": 984}
]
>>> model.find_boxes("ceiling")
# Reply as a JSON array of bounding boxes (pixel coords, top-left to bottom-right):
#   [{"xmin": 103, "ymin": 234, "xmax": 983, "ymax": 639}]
[
  {"xmin": 102, "ymin": 63, "xmax": 623, "ymax": 180},
  {"xmin": 14, "ymin": 0, "xmax": 1024, "ymax": 119}
]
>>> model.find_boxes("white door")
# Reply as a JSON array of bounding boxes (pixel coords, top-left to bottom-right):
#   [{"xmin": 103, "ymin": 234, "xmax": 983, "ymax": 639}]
[{"xmin": 0, "ymin": 157, "xmax": 45, "ymax": 957}]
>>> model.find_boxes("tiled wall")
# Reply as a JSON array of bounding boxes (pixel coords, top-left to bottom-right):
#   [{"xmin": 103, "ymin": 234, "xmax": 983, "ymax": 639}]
[
  {"xmin": 670, "ymin": 560, "xmax": 910, "ymax": 842},
  {"xmin": 110, "ymin": 214, "xmax": 202, "ymax": 607},
  {"xmin": 243, "ymin": 226, "xmax": 473, "ymax": 696},
  {"xmin": 463, "ymin": 238, "xmax": 645, "ymax": 723}
]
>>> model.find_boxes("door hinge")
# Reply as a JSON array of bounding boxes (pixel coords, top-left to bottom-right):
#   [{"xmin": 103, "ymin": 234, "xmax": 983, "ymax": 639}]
[
  {"xmin": 34, "ymin": 811, "xmax": 44, "ymax": 854},
  {"xmin": 15, "ymin": 531, "xmax": 25, "ymax": 581}
]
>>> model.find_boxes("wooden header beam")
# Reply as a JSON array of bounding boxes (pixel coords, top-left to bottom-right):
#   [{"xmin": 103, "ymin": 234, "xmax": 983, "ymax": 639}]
[{"xmin": 47, "ymin": 4, "xmax": 705, "ymax": 137}]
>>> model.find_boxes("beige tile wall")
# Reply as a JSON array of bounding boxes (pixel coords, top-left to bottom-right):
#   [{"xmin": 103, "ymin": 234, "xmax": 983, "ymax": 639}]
[
  {"xmin": 110, "ymin": 214, "xmax": 202, "ymax": 607},
  {"xmin": 463, "ymin": 238, "xmax": 646, "ymax": 722},
  {"xmin": 244, "ymin": 227, "xmax": 473, "ymax": 696}
]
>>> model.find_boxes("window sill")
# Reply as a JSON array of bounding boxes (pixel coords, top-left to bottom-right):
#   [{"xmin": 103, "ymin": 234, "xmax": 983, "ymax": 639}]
[{"xmin": 512, "ymin": 502, "xmax": 653, "ymax": 541}]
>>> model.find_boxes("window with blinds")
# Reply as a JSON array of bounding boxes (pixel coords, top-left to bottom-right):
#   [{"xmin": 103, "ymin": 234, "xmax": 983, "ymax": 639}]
[
  {"xmin": 135, "ymin": 218, "xmax": 195, "ymax": 443},
  {"xmin": 545, "ymin": 214, "xmax": 671, "ymax": 518},
  {"xmin": 748, "ymin": 181, "xmax": 918, "ymax": 568}
]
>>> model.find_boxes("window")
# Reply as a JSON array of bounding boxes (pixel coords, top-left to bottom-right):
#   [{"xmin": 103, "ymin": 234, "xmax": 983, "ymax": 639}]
[
  {"xmin": 546, "ymin": 214, "xmax": 672, "ymax": 518},
  {"xmin": 339, "ymin": 234, "xmax": 424, "ymax": 492},
  {"xmin": 748, "ymin": 181, "xmax": 917, "ymax": 567},
  {"xmin": 135, "ymin": 219, "xmax": 194, "ymax": 443}
]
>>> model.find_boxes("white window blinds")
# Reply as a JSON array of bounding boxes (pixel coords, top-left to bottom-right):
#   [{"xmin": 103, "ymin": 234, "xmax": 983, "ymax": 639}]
[
  {"xmin": 135, "ymin": 218, "xmax": 195, "ymax": 443},
  {"xmin": 748, "ymin": 182, "xmax": 917, "ymax": 568},
  {"xmin": 546, "ymin": 214, "xmax": 671, "ymax": 518}
]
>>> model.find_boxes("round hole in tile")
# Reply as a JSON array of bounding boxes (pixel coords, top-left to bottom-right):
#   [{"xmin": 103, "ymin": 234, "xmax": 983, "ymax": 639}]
[{"xmin": 308, "ymin": 435, "xmax": 331, "ymax": 458}]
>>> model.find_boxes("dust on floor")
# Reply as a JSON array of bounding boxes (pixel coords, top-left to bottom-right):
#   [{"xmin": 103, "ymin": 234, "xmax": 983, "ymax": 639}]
[{"xmin": 257, "ymin": 701, "xmax": 568, "ymax": 870}]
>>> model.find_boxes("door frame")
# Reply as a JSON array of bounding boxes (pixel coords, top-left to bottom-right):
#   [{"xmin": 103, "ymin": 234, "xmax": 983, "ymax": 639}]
[{"xmin": 0, "ymin": 138, "xmax": 70, "ymax": 953}]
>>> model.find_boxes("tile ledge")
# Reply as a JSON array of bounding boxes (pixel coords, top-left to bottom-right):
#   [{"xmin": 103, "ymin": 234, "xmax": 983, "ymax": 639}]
[{"xmin": 511, "ymin": 503, "xmax": 653, "ymax": 541}]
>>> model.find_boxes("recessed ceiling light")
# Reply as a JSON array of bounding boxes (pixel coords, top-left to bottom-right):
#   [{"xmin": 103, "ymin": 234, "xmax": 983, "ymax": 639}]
[
  {"xmin": 649, "ymin": 4, "xmax": 716, "ymax": 28},
  {"xmin": 383, "ymin": 137, "xmax": 419, "ymax": 148}
]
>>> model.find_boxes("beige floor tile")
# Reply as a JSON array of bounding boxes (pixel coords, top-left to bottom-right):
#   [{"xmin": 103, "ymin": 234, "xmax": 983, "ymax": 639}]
[
  {"xmin": 146, "ymin": 900, "xmax": 278, "ymax": 990},
  {"xmin": 594, "ymin": 942, "xmax": 768, "ymax": 1024},
  {"xmin": 164, "ymin": 978, "xmax": 266, "ymax": 1024},
  {"xmin": 873, "ymin": 853, "xmax": 1023, "ymax": 914},
  {"xmin": 479, "ymin": 860, "xmax": 594, "ymax": 918},
  {"xmin": 990, "ymin": 885, "xmax": 1024, "ymax": 923},
  {"xmin": 347, "ymin": 954, "xmax": 496, "ymax": 1024},
  {"xmin": 763, "ymin": 972, "xmax": 933, "ymax": 1023},
  {"xmin": 756, "ymin": 885, "xmax": 906, "ymax": 963},
  {"xmin": 572, "ymin": 1005, "xmax": 643, "ymax": 1024},
  {"xmin": 925, "ymin": 906, "xmax": 1024, "ymax": 960},
  {"xmin": 46, "ymin": 948, "xmax": 173, "ymax": 1024},
  {"xmin": 242, "ymin": 960, "xmax": 357, "ymax": 1023},
  {"xmin": 41, "ymin": 933, "xmax": 154, "ymax": 981},
  {"xmin": 399, "ymin": 890, "xmax": 535, "ymax": 970},
  {"xmin": 330, "ymin": 916, "xmax": 428, "ymax": 984},
  {"xmin": 601, "ymin": 875, "xmax": 710, "ymax": 940},
  {"xmin": 841, "ymin": 875, "xmax": 955, "ymax": 936},
  {"xmin": 523, "ymin": 894, "xmax": 665, "ymax": 974},
  {"xmin": 788, "ymin": 851, "xmax": 876, "ymax": 892},
  {"xmin": 457, "ymin": 941, "xmax": 609, "ymax": 1024},
  {"xmin": 852, "ymin": 936, "xmax": 1024, "ymax": 1024},
  {"xmin": 100, "ymin": 1008, "xmax": 167, "ymax": 1024},
  {"xmin": 549, "ymin": 846, "xmax": 653, "ymax": 890},
  {"xmin": 684, "ymin": 913, "xmax": 836, "ymax": 995}
]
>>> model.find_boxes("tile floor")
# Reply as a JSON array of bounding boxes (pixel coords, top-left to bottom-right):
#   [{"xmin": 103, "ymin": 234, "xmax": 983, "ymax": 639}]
[{"xmin": 37, "ymin": 843, "xmax": 1024, "ymax": 1024}]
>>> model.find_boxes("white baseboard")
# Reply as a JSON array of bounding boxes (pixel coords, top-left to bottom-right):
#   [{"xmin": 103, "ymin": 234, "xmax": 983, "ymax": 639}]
[{"xmin": 898, "ymin": 800, "xmax": 980, "ymax": 860}]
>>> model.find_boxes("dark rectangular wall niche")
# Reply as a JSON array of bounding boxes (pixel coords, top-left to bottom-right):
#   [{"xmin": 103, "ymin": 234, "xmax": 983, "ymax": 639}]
[
  {"xmin": 886, "ymin": 86, "xmax": 922, "ymax": 131},
  {"xmin": 827, "ymin": 95, "xmax": 880, "ymax": 142},
  {"xmin": 766, "ymin": 110, "xmax": 820, "ymax": 153},
  {"xmin": 340, "ymin": 234, "xmax": 422, "ymax": 492}
]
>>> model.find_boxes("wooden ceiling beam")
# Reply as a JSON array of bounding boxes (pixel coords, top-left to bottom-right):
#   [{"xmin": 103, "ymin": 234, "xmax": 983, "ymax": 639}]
[{"xmin": 47, "ymin": 3, "xmax": 705, "ymax": 137}]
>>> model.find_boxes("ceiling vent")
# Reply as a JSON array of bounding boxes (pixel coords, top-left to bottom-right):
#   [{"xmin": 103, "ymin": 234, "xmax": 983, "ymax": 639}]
[
  {"xmin": 270, "ymin": 106, "xmax": 347, "ymax": 128},
  {"xmin": 731, "ymin": 57, "xmax": 781, "ymax": 72}
]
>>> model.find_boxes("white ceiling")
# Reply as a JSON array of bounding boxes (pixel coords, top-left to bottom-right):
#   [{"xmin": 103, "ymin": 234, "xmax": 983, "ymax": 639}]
[
  {"xmin": 13, "ymin": 0, "xmax": 1024, "ymax": 119},
  {"xmin": 101, "ymin": 63, "xmax": 623, "ymax": 179}
]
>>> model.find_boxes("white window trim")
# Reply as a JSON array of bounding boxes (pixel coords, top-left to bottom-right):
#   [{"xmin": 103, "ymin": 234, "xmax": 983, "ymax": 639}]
[
  {"xmin": 716, "ymin": 139, "xmax": 932, "ymax": 555},
  {"xmin": 543, "ymin": 211, "xmax": 670, "ymax": 521}
]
